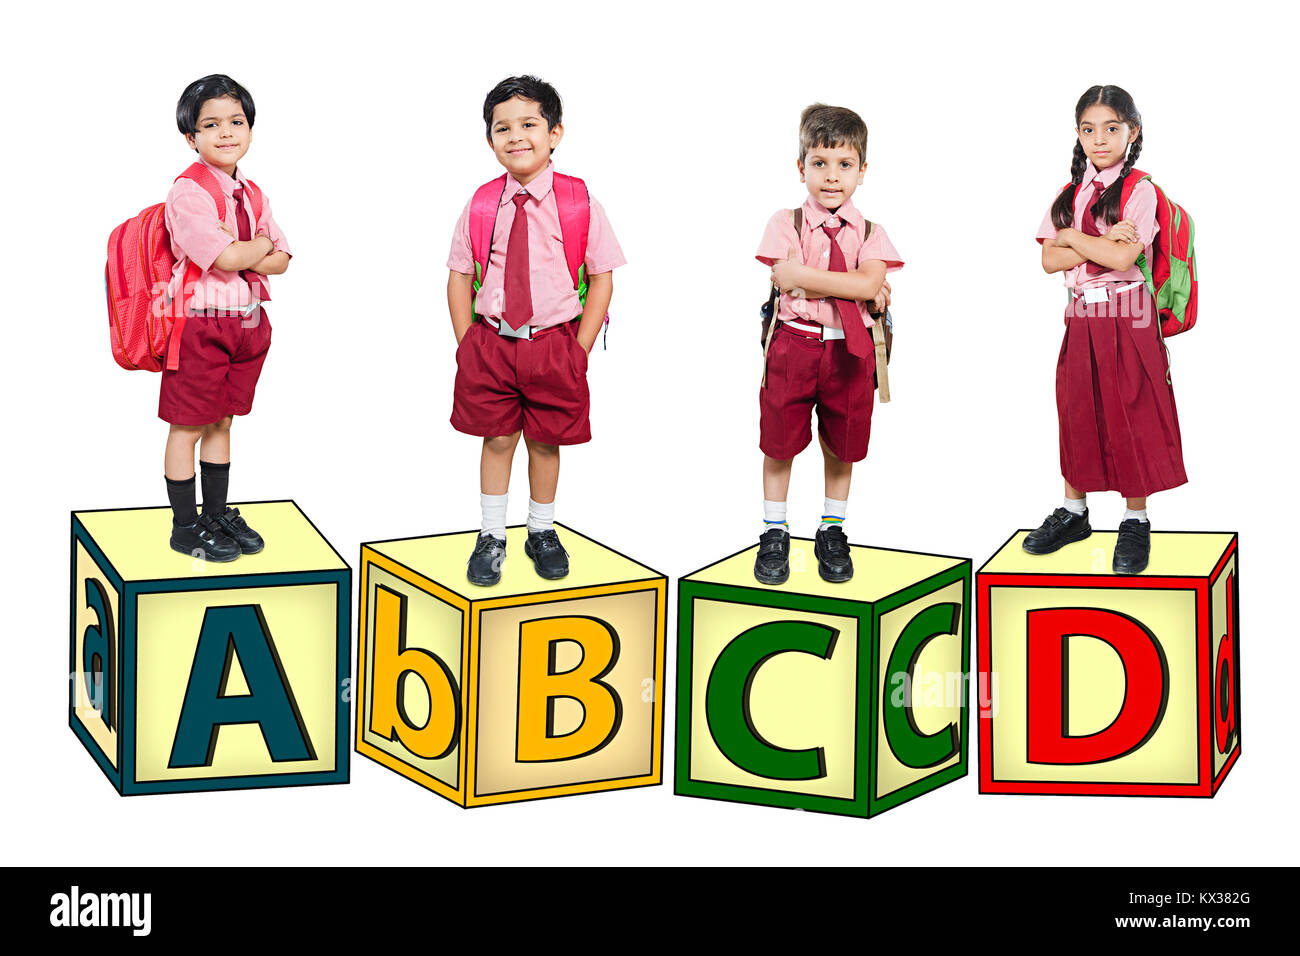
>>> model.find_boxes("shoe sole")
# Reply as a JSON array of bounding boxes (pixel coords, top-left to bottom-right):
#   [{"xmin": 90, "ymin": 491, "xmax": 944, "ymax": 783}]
[
  {"xmin": 1021, "ymin": 527, "xmax": 1092, "ymax": 555},
  {"xmin": 524, "ymin": 541, "xmax": 569, "ymax": 579},
  {"xmin": 169, "ymin": 540, "xmax": 240, "ymax": 563},
  {"xmin": 240, "ymin": 543, "xmax": 265, "ymax": 555}
]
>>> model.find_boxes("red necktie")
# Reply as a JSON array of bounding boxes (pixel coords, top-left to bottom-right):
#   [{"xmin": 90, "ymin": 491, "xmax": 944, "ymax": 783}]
[
  {"xmin": 503, "ymin": 191, "xmax": 533, "ymax": 330},
  {"xmin": 823, "ymin": 222, "xmax": 869, "ymax": 359},
  {"xmin": 1079, "ymin": 178, "xmax": 1109, "ymax": 276},
  {"xmin": 232, "ymin": 185, "xmax": 270, "ymax": 302}
]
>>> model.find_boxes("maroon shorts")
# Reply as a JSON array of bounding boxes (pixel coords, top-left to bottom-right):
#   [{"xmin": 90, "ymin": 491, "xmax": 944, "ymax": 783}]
[
  {"xmin": 158, "ymin": 308, "xmax": 272, "ymax": 426},
  {"xmin": 759, "ymin": 323, "xmax": 875, "ymax": 463},
  {"xmin": 1056, "ymin": 285, "xmax": 1187, "ymax": 497},
  {"xmin": 450, "ymin": 319, "xmax": 591, "ymax": 445}
]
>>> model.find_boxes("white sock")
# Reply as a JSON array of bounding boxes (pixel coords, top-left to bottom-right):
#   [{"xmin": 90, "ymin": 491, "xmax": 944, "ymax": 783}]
[
  {"xmin": 1123, "ymin": 508, "xmax": 1149, "ymax": 524},
  {"xmin": 1063, "ymin": 496, "xmax": 1087, "ymax": 516},
  {"xmin": 820, "ymin": 498, "xmax": 848, "ymax": 531},
  {"xmin": 528, "ymin": 497, "xmax": 555, "ymax": 533},
  {"xmin": 481, "ymin": 493, "xmax": 507, "ymax": 541},
  {"xmin": 763, "ymin": 499, "xmax": 788, "ymax": 534}
]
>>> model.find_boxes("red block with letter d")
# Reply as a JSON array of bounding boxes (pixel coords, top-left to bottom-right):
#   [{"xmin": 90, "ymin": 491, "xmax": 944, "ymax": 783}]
[{"xmin": 977, "ymin": 530, "xmax": 1239, "ymax": 797}]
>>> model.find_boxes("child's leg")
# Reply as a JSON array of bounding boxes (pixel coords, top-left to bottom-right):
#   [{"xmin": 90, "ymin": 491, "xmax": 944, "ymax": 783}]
[
  {"xmin": 164, "ymin": 425, "xmax": 204, "ymax": 525},
  {"xmin": 762, "ymin": 454, "xmax": 793, "ymax": 533},
  {"xmin": 480, "ymin": 432, "xmax": 521, "ymax": 540},
  {"xmin": 1062, "ymin": 478, "xmax": 1087, "ymax": 515},
  {"xmin": 523, "ymin": 438, "xmax": 559, "ymax": 532},
  {"xmin": 819, "ymin": 436, "xmax": 852, "ymax": 530},
  {"xmin": 199, "ymin": 416, "xmax": 233, "ymax": 517},
  {"xmin": 1123, "ymin": 495, "xmax": 1149, "ymax": 522}
]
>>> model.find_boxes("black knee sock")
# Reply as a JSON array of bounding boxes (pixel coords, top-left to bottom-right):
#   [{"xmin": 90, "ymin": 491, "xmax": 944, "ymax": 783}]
[
  {"xmin": 166, "ymin": 476, "xmax": 198, "ymax": 527},
  {"xmin": 200, "ymin": 461, "xmax": 230, "ymax": 517}
]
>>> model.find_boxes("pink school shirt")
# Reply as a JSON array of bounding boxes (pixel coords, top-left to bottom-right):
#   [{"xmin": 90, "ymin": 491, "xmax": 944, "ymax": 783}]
[
  {"xmin": 756, "ymin": 196, "xmax": 903, "ymax": 329},
  {"xmin": 164, "ymin": 157, "xmax": 292, "ymax": 312},
  {"xmin": 1036, "ymin": 160, "xmax": 1157, "ymax": 292},
  {"xmin": 447, "ymin": 163, "xmax": 626, "ymax": 329}
]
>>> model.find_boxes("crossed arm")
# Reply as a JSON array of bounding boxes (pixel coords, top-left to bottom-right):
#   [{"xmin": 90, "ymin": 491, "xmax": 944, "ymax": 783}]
[
  {"xmin": 771, "ymin": 251, "xmax": 891, "ymax": 311},
  {"xmin": 213, "ymin": 224, "xmax": 290, "ymax": 275},
  {"xmin": 1042, "ymin": 220, "xmax": 1144, "ymax": 274}
]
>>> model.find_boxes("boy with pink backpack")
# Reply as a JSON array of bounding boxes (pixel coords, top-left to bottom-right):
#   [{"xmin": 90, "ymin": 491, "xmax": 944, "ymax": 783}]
[
  {"xmin": 447, "ymin": 76, "xmax": 625, "ymax": 586},
  {"xmin": 106, "ymin": 74, "xmax": 290, "ymax": 561}
]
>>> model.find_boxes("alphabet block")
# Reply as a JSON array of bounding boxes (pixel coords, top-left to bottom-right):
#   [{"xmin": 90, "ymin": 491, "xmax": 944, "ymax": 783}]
[
  {"xmin": 356, "ymin": 525, "xmax": 666, "ymax": 807},
  {"xmin": 69, "ymin": 502, "xmax": 351, "ymax": 795},
  {"xmin": 977, "ymin": 531, "xmax": 1240, "ymax": 797},
  {"xmin": 676, "ymin": 539, "xmax": 972, "ymax": 817}
]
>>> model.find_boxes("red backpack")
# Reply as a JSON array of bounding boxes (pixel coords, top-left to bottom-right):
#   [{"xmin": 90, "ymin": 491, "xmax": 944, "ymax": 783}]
[
  {"xmin": 468, "ymin": 173, "xmax": 606, "ymax": 335},
  {"xmin": 1066, "ymin": 168, "xmax": 1198, "ymax": 337},
  {"xmin": 105, "ymin": 163, "xmax": 263, "ymax": 371}
]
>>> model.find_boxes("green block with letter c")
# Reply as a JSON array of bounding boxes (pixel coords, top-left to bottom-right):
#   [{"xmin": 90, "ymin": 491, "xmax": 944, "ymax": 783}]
[{"xmin": 676, "ymin": 537, "xmax": 971, "ymax": 817}]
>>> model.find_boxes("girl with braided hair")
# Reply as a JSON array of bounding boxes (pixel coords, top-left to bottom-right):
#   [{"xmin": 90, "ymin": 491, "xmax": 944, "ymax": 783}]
[{"xmin": 1024, "ymin": 85, "xmax": 1186, "ymax": 574}]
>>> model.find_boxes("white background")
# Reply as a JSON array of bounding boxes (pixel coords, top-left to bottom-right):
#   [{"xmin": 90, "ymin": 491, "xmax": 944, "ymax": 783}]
[{"xmin": 3, "ymin": 0, "xmax": 1295, "ymax": 865}]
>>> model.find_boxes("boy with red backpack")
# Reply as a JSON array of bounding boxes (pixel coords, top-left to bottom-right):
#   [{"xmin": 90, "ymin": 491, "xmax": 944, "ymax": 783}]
[
  {"xmin": 108, "ymin": 75, "xmax": 290, "ymax": 561},
  {"xmin": 447, "ymin": 75, "xmax": 624, "ymax": 586}
]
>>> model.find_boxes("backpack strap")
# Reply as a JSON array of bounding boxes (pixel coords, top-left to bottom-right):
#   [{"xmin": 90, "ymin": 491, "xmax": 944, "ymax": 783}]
[
  {"xmin": 468, "ymin": 175, "xmax": 508, "ymax": 296},
  {"xmin": 552, "ymin": 172, "xmax": 590, "ymax": 298},
  {"xmin": 1117, "ymin": 167, "xmax": 1149, "ymax": 219},
  {"xmin": 164, "ymin": 164, "xmax": 231, "ymax": 371}
]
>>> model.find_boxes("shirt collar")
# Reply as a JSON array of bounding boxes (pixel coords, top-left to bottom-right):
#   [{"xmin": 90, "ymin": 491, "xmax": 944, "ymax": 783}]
[
  {"xmin": 1082, "ymin": 160, "xmax": 1126, "ymax": 191},
  {"xmin": 196, "ymin": 156, "xmax": 247, "ymax": 194},
  {"xmin": 501, "ymin": 161, "xmax": 555, "ymax": 205},
  {"xmin": 802, "ymin": 194, "xmax": 865, "ymax": 233}
]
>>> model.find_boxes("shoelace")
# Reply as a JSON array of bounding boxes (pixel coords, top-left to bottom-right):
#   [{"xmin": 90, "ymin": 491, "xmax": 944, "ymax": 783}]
[{"xmin": 531, "ymin": 531, "xmax": 563, "ymax": 552}]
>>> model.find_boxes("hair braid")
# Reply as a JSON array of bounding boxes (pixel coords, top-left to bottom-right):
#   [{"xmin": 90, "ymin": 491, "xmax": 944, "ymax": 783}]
[
  {"xmin": 1094, "ymin": 130, "xmax": 1144, "ymax": 226},
  {"xmin": 1051, "ymin": 141, "xmax": 1088, "ymax": 230}
]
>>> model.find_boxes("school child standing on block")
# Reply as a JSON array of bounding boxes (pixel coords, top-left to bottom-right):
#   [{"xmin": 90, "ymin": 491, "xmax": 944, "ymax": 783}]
[
  {"xmin": 447, "ymin": 76, "xmax": 624, "ymax": 587},
  {"xmin": 161, "ymin": 75, "xmax": 291, "ymax": 561},
  {"xmin": 753, "ymin": 104, "xmax": 902, "ymax": 585},
  {"xmin": 1028, "ymin": 85, "xmax": 1186, "ymax": 574}
]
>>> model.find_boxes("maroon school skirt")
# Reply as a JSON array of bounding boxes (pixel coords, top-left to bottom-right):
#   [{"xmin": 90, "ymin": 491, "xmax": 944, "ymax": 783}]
[{"xmin": 1056, "ymin": 284, "xmax": 1187, "ymax": 498}]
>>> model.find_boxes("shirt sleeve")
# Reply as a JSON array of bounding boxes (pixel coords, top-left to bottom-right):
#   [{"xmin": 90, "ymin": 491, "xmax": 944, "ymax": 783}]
[
  {"xmin": 584, "ymin": 197, "xmax": 626, "ymax": 275},
  {"xmin": 253, "ymin": 190, "xmax": 292, "ymax": 257},
  {"xmin": 756, "ymin": 209, "xmax": 799, "ymax": 266},
  {"xmin": 1037, "ymin": 186, "xmax": 1070, "ymax": 244},
  {"xmin": 446, "ymin": 198, "xmax": 475, "ymax": 275},
  {"xmin": 165, "ymin": 178, "xmax": 233, "ymax": 273},
  {"xmin": 858, "ymin": 222, "xmax": 904, "ymax": 273},
  {"xmin": 1122, "ymin": 180, "xmax": 1159, "ymax": 247}
]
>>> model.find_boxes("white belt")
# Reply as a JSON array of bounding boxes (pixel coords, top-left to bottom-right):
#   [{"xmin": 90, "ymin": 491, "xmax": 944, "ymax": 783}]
[
  {"xmin": 782, "ymin": 318, "xmax": 846, "ymax": 341},
  {"xmin": 1073, "ymin": 280, "xmax": 1146, "ymax": 304},
  {"xmin": 483, "ymin": 316, "xmax": 536, "ymax": 339}
]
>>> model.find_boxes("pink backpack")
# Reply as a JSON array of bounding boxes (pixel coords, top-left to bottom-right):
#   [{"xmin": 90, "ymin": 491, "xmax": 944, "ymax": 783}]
[
  {"xmin": 468, "ymin": 173, "xmax": 605, "ymax": 335},
  {"xmin": 105, "ymin": 163, "xmax": 263, "ymax": 371}
]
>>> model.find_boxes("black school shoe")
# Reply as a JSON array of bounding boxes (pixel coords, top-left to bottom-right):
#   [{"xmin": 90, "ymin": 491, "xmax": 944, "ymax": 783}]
[
  {"xmin": 211, "ymin": 506, "xmax": 264, "ymax": 554},
  {"xmin": 170, "ymin": 513, "xmax": 241, "ymax": 563},
  {"xmin": 1113, "ymin": 519, "xmax": 1151, "ymax": 575},
  {"xmin": 524, "ymin": 528, "xmax": 570, "ymax": 579},
  {"xmin": 814, "ymin": 526, "xmax": 854, "ymax": 583},
  {"xmin": 753, "ymin": 528, "xmax": 791, "ymax": 585},
  {"xmin": 1022, "ymin": 507, "xmax": 1092, "ymax": 554},
  {"xmin": 467, "ymin": 533, "xmax": 507, "ymax": 586}
]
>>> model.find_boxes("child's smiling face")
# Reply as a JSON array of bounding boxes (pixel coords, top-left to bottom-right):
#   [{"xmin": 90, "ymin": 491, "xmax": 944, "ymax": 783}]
[
  {"xmin": 489, "ymin": 96, "xmax": 562, "ymax": 185},
  {"xmin": 798, "ymin": 143, "xmax": 865, "ymax": 211},
  {"xmin": 184, "ymin": 95, "xmax": 250, "ymax": 176},
  {"xmin": 1076, "ymin": 105, "xmax": 1138, "ymax": 171}
]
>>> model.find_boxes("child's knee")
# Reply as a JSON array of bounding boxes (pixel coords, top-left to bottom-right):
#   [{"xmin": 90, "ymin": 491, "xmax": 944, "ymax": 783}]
[
  {"xmin": 484, "ymin": 432, "xmax": 521, "ymax": 455},
  {"xmin": 524, "ymin": 438, "xmax": 559, "ymax": 457}
]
